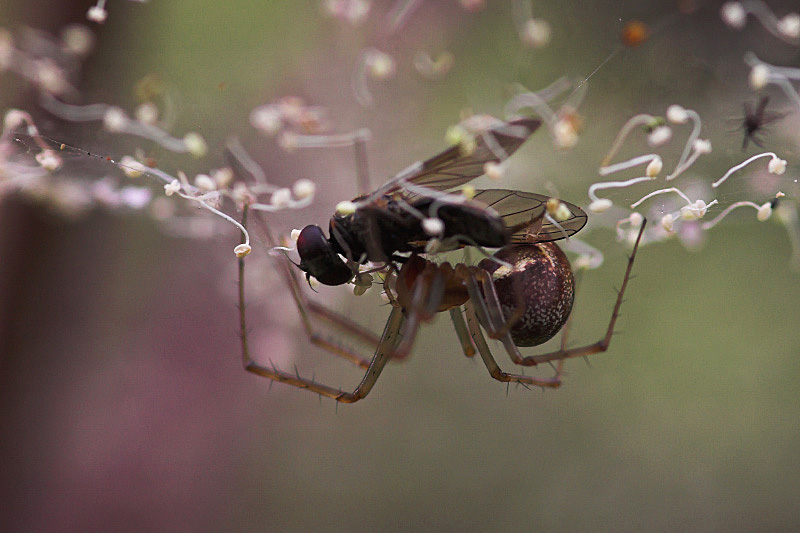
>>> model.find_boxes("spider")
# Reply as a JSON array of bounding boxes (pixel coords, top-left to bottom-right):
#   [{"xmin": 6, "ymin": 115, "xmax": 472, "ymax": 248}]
[
  {"xmin": 234, "ymin": 116, "xmax": 646, "ymax": 403},
  {"xmin": 739, "ymin": 95, "xmax": 785, "ymax": 150},
  {"xmin": 238, "ymin": 210, "xmax": 645, "ymax": 403}
]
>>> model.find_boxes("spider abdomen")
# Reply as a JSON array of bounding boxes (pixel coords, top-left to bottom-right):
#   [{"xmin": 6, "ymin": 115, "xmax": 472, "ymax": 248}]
[{"xmin": 479, "ymin": 243, "xmax": 574, "ymax": 347}]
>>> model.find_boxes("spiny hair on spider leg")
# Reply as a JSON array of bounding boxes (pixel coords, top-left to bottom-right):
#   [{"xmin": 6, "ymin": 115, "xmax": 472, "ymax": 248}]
[{"xmin": 239, "ymin": 325, "xmax": 256, "ymax": 341}]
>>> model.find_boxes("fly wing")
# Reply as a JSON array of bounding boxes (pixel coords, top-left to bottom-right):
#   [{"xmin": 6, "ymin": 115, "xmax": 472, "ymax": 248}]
[
  {"xmin": 470, "ymin": 189, "xmax": 588, "ymax": 243},
  {"xmin": 380, "ymin": 117, "xmax": 542, "ymax": 196}
]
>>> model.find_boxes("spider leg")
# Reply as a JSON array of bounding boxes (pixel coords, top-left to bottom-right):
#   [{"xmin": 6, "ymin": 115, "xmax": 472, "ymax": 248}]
[
  {"xmin": 514, "ymin": 219, "xmax": 646, "ymax": 366},
  {"xmin": 242, "ymin": 291, "xmax": 405, "ymax": 403},
  {"xmin": 240, "ymin": 207, "xmax": 409, "ymax": 402},
  {"xmin": 462, "ymin": 267, "xmax": 528, "ymax": 365},
  {"xmin": 463, "ymin": 301, "xmax": 561, "ymax": 388},
  {"xmin": 748, "ymin": 134, "xmax": 765, "ymax": 149},
  {"xmin": 550, "ymin": 268, "xmax": 585, "ymax": 375},
  {"xmin": 279, "ymin": 259, "xmax": 380, "ymax": 368},
  {"xmin": 474, "ymin": 267, "xmax": 525, "ymax": 338},
  {"xmin": 449, "ymin": 308, "xmax": 476, "ymax": 357},
  {"xmin": 252, "ymin": 213, "xmax": 380, "ymax": 369},
  {"xmin": 392, "ymin": 262, "xmax": 446, "ymax": 359}
]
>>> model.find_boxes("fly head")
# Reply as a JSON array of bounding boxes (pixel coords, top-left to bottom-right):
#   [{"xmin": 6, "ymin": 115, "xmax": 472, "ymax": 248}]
[{"xmin": 296, "ymin": 225, "xmax": 354, "ymax": 286}]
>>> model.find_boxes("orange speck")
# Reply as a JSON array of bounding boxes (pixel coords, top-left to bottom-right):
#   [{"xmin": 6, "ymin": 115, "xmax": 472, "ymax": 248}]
[{"xmin": 621, "ymin": 20, "xmax": 649, "ymax": 47}]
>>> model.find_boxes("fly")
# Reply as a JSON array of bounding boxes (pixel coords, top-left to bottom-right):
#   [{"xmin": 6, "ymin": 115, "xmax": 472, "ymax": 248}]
[{"xmin": 295, "ymin": 116, "xmax": 588, "ymax": 285}]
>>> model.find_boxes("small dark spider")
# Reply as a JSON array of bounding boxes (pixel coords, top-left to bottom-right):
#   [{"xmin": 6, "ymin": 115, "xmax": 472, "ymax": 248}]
[{"xmin": 739, "ymin": 96, "xmax": 784, "ymax": 150}]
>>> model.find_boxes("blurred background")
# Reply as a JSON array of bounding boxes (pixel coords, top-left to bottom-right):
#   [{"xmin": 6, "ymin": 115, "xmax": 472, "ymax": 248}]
[{"xmin": 2, "ymin": 0, "xmax": 800, "ymax": 530}]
